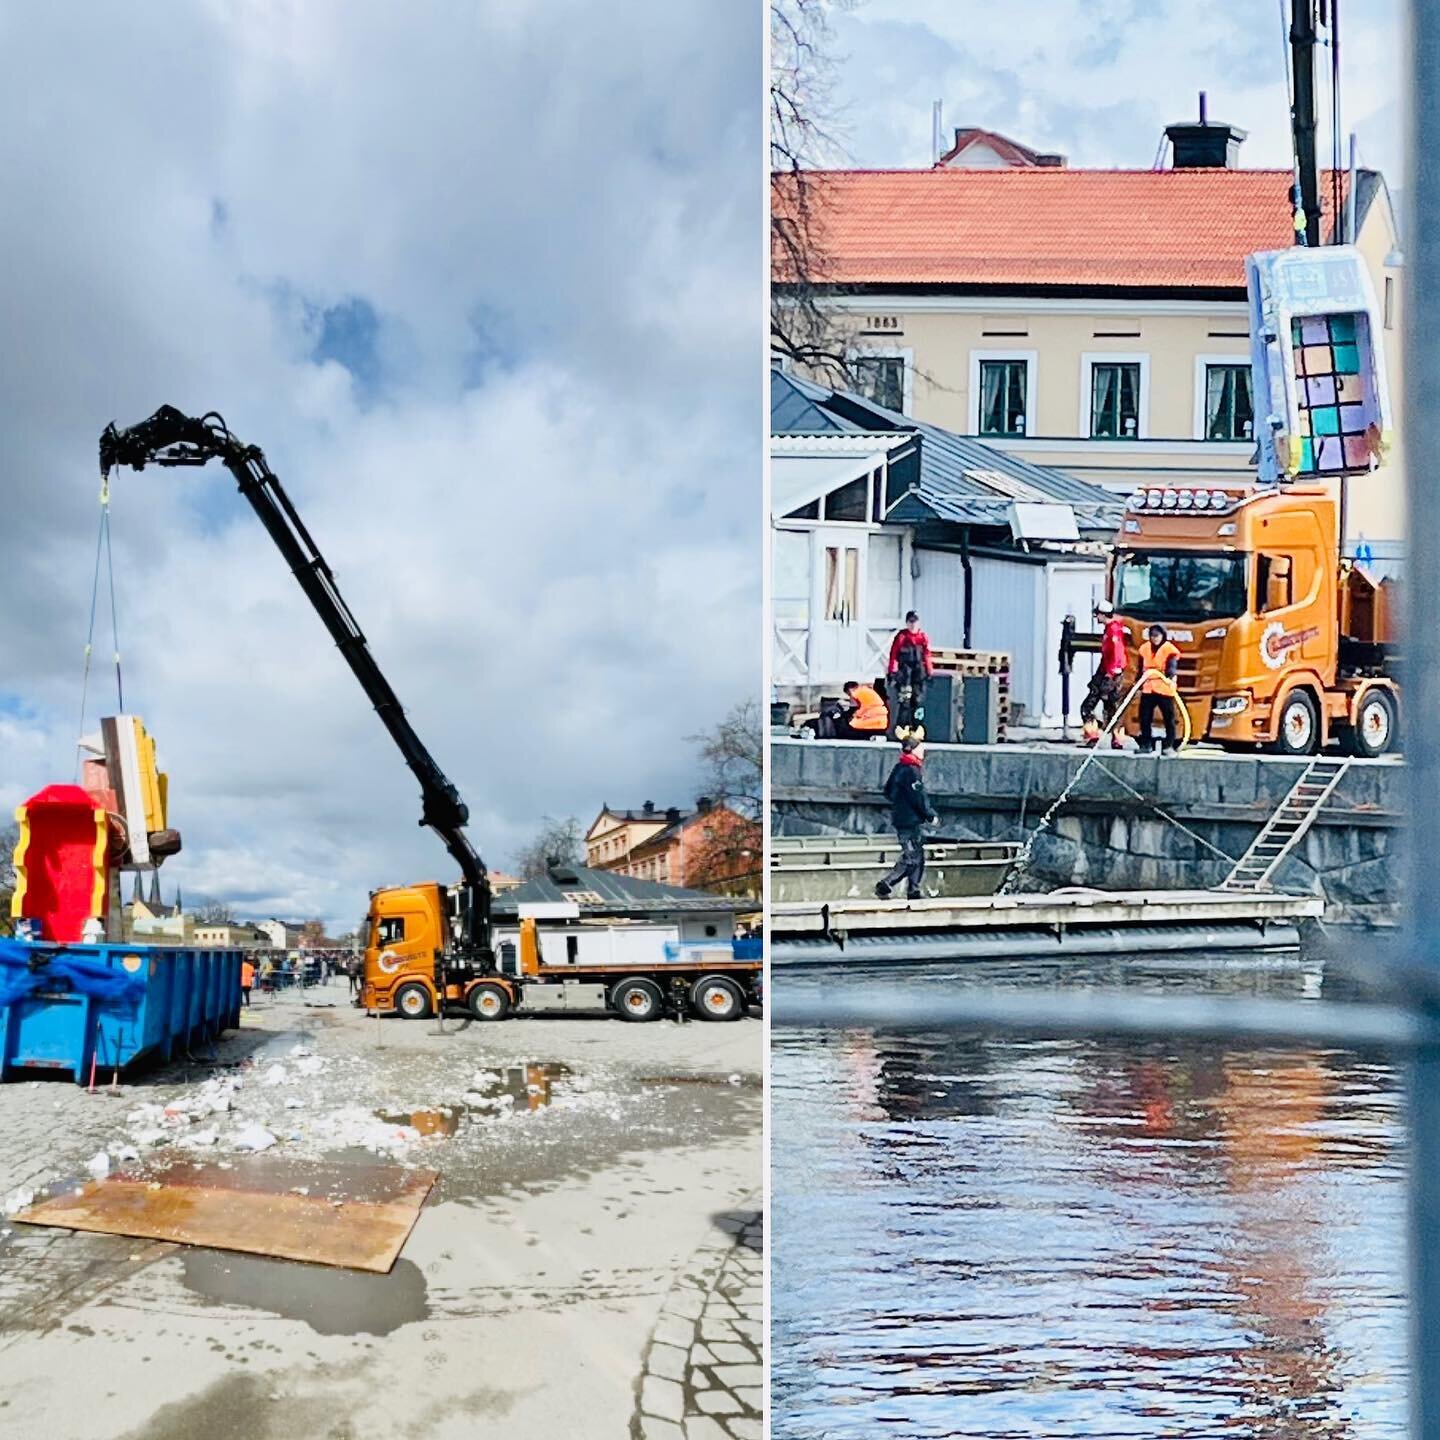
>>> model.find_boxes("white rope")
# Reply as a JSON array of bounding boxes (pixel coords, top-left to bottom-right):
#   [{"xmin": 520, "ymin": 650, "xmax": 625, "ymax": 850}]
[{"xmin": 1001, "ymin": 670, "xmax": 1191, "ymax": 892}]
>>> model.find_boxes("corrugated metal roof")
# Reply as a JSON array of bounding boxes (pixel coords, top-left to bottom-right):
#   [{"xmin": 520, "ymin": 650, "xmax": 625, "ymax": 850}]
[
  {"xmin": 492, "ymin": 862, "xmax": 745, "ymax": 917},
  {"xmin": 773, "ymin": 371, "xmax": 1122, "ymax": 532},
  {"xmin": 770, "ymin": 368, "xmax": 862, "ymax": 433}
]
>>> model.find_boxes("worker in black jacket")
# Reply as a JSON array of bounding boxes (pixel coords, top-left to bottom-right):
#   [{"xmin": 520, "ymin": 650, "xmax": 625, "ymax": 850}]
[{"xmin": 875, "ymin": 738, "xmax": 939, "ymax": 900}]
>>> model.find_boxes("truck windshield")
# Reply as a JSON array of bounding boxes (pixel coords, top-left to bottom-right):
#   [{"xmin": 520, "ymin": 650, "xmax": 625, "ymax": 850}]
[{"xmin": 1114, "ymin": 550, "xmax": 1249, "ymax": 622}]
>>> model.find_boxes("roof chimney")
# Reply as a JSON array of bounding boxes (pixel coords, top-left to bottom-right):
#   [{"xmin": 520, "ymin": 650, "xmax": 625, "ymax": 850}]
[
  {"xmin": 1165, "ymin": 92, "xmax": 1247, "ymax": 169},
  {"xmin": 642, "ymin": 800, "xmax": 655, "ymax": 815},
  {"xmin": 665, "ymin": 807, "xmax": 681, "ymax": 823},
  {"xmin": 696, "ymin": 796, "xmax": 713, "ymax": 814}
]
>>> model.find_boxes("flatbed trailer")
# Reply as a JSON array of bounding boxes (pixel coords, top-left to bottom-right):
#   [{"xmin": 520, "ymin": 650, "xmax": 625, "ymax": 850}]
[{"xmin": 361, "ymin": 908, "xmax": 761, "ymax": 1022}]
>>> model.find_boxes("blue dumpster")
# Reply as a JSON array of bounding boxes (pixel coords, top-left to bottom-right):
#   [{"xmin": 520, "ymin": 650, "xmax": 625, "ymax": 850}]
[{"xmin": 0, "ymin": 940, "xmax": 243, "ymax": 1082}]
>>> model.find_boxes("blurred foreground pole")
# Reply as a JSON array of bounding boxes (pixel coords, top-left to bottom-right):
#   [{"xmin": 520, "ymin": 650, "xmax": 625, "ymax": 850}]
[{"xmin": 1409, "ymin": 3, "xmax": 1440, "ymax": 1433}]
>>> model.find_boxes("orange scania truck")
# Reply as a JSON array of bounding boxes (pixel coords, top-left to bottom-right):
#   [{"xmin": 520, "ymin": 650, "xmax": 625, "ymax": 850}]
[{"xmin": 1111, "ymin": 484, "xmax": 1400, "ymax": 757}]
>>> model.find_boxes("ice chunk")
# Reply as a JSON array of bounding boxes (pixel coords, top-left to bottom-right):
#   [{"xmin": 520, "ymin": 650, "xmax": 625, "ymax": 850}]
[
  {"xmin": 262, "ymin": 1065, "xmax": 288, "ymax": 1087},
  {"xmin": 295, "ymin": 1056, "xmax": 324, "ymax": 1077},
  {"xmin": 3, "ymin": 1189, "xmax": 35, "ymax": 1216},
  {"xmin": 115, "ymin": 1145, "xmax": 140, "ymax": 1163},
  {"xmin": 178, "ymin": 1129, "xmax": 219, "ymax": 1149},
  {"xmin": 231, "ymin": 1125, "xmax": 277, "ymax": 1152},
  {"xmin": 85, "ymin": 1151, "xmax": 111, "ymax": 1178}
]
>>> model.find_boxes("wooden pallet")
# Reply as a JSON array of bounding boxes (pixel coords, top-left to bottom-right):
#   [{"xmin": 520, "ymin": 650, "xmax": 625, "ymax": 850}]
[{"xmin": 930, "ymin": 648, "xmax": 1011, "ymax": 677}]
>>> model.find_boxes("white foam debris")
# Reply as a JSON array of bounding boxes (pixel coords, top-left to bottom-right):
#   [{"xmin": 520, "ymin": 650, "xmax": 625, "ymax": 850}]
[
  {"xmin": 321, "ymin": 1106, "xmax": 421, "ymax": 1155},
  {"xmin": 232, "ymin": 1125, "xmax": 277, "ymax": 1152},
  {"xmin": 85, "ymin": 1151, "xmax": 111, "ymax": 1178}
]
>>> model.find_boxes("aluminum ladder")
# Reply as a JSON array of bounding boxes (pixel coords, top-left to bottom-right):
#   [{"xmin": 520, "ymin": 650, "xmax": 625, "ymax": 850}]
[{"xmin": 1220, "ymin": 757, "xmax": 1350, "ymax": 892}]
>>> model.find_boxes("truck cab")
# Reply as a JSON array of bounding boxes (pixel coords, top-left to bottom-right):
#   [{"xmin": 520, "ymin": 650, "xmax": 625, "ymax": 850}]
[{"xmin": 1112, "ymin": 485, "xmax": 1398, "ymax": 756}]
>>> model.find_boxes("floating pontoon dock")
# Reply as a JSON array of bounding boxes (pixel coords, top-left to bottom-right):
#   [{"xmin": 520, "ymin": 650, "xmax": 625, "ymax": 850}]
[{"xmin": 770, "ymin": 888, "xmax": 1325, "ymax": 965}]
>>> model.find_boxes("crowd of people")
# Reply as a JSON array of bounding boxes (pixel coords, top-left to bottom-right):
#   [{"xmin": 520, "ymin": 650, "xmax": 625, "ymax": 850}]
[
  {"xmin": 817, "ymin": 604, "xmax": 1185, "ymax": 755},
  {"xmin": 817, "ymin": 611, "xmax": 935, "ymax": 742},
  {"xmin": 238, "ymin": 950, "xmax": 364, "ymax": 1003}
]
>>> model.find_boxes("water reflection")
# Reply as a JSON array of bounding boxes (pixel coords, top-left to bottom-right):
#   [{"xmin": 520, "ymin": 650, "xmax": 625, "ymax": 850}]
[{"xmin": 771, "ymin": 953, "xmax": 1407, "ymax": 1438}]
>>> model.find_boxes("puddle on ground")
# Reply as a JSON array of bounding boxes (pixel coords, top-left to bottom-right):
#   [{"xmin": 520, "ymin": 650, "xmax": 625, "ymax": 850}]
[
  {"xmin": 180, "ymin": 1248, "xmax": 429, "ymax": 1336},
  {"xmin": 376, "ymin": 1061, "xmax": 573, "ymax": 1136}
]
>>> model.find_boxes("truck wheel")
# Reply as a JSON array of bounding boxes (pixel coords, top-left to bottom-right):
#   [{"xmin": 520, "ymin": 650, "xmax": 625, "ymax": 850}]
[
  {"xmin": 1346, "ymin": 689, "xmax": 1397, "ymax": 759},
  {"xmin": 1274, "ymin": 690, "xmax": 1320, "ymax": 756},
  {"xmin": 691, "ymin": 975, "xmax": 745, "ymax": 1022},
  {"xmin": 393, "ymin": 981, "xmax": 433, "ymax": 1020},
  {"xmin": 467, "ymin": 982, "xmax": 511, "ymax": 1021},
  {"xmin": 611, "ymin": 978, "xmax": 663, "ymax": 1022}
]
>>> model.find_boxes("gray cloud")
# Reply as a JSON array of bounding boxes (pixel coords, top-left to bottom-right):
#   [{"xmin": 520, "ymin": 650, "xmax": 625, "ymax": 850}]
[
  {"xmin": 0, "ymin": 1, "xmax": 760, "ymax": 927},
  {"xmin": 832, "ymin": 0, "xmax": 1401, "ymax": 175}
]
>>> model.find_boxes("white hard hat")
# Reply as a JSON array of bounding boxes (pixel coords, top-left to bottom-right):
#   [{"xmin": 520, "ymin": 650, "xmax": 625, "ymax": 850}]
[{"xmin": 1094, "ymin": 599, "xmax": 1115, "ymax": 616}]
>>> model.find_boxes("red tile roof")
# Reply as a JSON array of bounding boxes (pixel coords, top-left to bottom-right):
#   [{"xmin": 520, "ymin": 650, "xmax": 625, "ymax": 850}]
[{"xmin": 774, "ymin": 167, "xmax": 1351, "ymax": 291}]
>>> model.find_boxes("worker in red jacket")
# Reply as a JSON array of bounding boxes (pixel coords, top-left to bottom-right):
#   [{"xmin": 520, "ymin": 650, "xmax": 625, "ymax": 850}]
[
  {"xmin": 887, "ymin": 611, "xmax": 934, "ymax": 738},
  {"xmin": 1080, "ymin": 600, "xmax": 1129, "ymax": 748}
]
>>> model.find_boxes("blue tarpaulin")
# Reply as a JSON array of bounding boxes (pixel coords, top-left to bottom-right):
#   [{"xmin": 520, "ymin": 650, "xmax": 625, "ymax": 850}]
[{"xmin": 0, "ymin": 938, "xmax": 146, "ymax": 1011}]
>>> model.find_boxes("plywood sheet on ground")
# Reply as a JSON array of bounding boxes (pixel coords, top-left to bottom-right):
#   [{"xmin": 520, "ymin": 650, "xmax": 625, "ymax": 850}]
[{"xmin": 12, "ymin": 1155, "xmax": 437, "ymax": 1273}]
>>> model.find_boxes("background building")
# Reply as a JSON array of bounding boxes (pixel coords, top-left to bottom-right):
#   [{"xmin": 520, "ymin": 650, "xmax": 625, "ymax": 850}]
[
  {"xmin": 772, "ymin": 370, "xmax": 1122, "ymax": 726},
  {"xmin": 585, "ymin": 804, "xmax": 673, "ymax": 870},
  {"xmin": 588, "ymin": 800, "xmax": 760, "ymax": 898},
  {"xmin": 779, "ymin": 114, "xmax": 1404, "ymax": 568}
]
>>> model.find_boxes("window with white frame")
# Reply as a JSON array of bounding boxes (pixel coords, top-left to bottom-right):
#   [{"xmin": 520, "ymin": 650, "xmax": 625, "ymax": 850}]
[
  {"xmin": 772, "ymin": 530, "xmax": 810, "ymax": 625},
  {"xmin": 822, "ymin": 475, "xmax": 869, "ymax": 522},
  {"xmin": 1088, "ymin": 360, "xmax": 1143, "ymax": 438},
  {"xmin": 1203, "ymin": 362, "xmax": 1254, "ymax": 440},
  {"xmin": 850, "ymin": 352, "xmax": 909, "ymax": 413},
  {"xmin": 869, "ymin": 532, "xmax": 903, "ymax": 619},
  {"xmin": 978, "ymin": 358, "xmax": 1029, "ymax": 436},
  {"xmin": 823, "ymin": 544, "xmax": 860, "ymax": 623}
]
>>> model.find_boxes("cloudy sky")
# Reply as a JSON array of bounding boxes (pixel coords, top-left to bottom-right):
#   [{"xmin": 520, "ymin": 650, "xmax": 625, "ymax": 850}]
[
  {"xmin": 0, "ymin": 3, "xmax": 761, "ymax": 929},
  {"xmin": 828, "ymin": 0, "xmax": 1403, "ymax": 187}
]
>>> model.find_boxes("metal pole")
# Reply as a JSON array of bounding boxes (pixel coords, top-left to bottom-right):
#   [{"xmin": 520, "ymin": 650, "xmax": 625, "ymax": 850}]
[
  {"xmin": 1347, "ymin": 130, "xmax": 1359, "ymax": 245},
  {"xmin": 1291, "ymin": 0, "xmax": 1322, "ymax": 246},
  {"xmin": 1407, "ymin": 3, "xmax": 1440, "ymax": 1431}
]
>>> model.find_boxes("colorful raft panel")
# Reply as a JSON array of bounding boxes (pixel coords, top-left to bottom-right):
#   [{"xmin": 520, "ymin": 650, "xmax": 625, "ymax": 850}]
[
  {"xmin": 1246, "ymin": 244, "xmax": 1393, "ymax": 485},
  {"xmin": 10, "ymin": 784, "xmax": 110, "ymax": 943}
]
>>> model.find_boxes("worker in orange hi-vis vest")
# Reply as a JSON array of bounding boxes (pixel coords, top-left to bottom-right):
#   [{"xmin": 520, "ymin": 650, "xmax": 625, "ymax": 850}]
[{"xmin": 1136, "ymin": 624, "xmax": 1182, "ymax": 754}]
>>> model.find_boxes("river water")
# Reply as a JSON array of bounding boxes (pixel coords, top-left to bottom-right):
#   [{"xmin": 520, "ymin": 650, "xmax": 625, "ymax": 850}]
[{"xmin": 771, "ymin": 952, "xmax": 1408, "ymax": 1438}]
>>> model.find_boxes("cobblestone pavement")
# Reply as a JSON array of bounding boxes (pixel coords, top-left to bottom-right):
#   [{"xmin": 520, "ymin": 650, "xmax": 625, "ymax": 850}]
[
  {"xmin": 0, "ymin": 985, "xmax": 762, "ymax": 1439},
  {"xmin": 632, "ymin": 1198, "xmax": 762, "ymax": 1440}
]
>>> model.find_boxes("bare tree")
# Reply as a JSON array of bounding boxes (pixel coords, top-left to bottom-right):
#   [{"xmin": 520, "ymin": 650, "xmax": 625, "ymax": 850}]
[
  {"xmin": 771, "ymin": 0, "xmax": 857, "ymax": 379},
  {"xmin": 515, "ymin": 815, "xmax": 585, "ymax": 881},
  {"xmin": 686, "ymin": 809, "xmax": 763, "ymax": 899},
  {"xmin": 0, "ymin": 820, "xmax": 15, "ymax": 937},
  {"xmin": 688, "ymin": 699, "xmax": 763, "ymax": 819},
  {"xmin": 193, "ymin": 899, "xmax": 237, "ymax": 924}
]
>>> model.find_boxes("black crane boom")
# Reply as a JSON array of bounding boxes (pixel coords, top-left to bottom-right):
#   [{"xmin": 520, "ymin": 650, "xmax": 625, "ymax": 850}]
[{"xmin": 99, "ymin": 405, "xmax": 492, "ymax": 956}]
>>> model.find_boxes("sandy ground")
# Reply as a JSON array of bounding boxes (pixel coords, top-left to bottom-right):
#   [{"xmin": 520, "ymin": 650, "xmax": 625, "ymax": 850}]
[{"xmin": 0, "ymin": 981, "xmax": 762, "ymax": 1439}]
